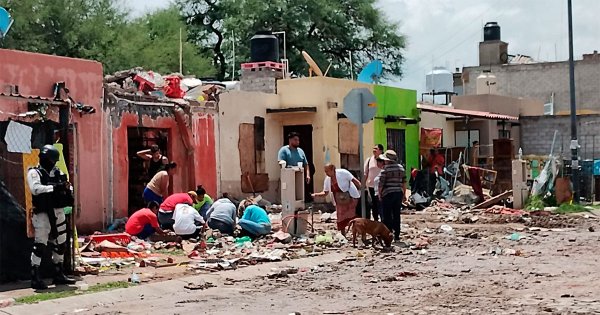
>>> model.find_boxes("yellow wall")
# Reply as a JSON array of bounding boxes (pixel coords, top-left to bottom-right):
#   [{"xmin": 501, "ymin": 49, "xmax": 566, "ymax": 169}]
[{"xmin": 218, "ymin": 77, "xmax": 376, "ymax": 201}]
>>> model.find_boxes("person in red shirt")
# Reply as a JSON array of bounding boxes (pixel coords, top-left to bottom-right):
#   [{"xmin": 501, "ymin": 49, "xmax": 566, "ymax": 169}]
[
  {"xmin": 427, "ymin": 148, "xmax": 445, "ymax": 175},
  {"xmin": 126, "ymin": 201, "xmax": 164, "ymax": 239},
  {"xmin": 158, "ymin": 191, "xmax": 199, "ymax": 230}
]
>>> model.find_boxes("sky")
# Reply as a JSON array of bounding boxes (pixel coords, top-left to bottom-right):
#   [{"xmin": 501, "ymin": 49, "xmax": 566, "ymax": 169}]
[{"xmin": 127, "ymin": 0, "xmax": 600, "ymax": 94}]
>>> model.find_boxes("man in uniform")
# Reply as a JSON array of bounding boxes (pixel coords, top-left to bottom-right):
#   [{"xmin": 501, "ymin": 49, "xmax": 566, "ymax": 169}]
[{"xmin": 27, "ymin": 145, "xmax": 76, "ymax": 289}]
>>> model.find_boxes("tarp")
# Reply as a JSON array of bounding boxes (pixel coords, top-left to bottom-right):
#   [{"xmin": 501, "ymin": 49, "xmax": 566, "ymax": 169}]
[{"xmin": 0, "ymin": 178, "xmax": 31, "ymax": 282}]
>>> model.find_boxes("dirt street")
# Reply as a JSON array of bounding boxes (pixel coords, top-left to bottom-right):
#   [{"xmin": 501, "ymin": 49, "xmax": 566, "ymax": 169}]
[{"xmin": 5, "ymin": 211, "xmax": 600, "ymax": 315}]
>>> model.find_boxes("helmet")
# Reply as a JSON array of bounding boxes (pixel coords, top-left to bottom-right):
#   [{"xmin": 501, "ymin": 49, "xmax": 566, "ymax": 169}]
[{"xmin": 39, "ymin": 145, "xmax": 60, "ymax": 163}]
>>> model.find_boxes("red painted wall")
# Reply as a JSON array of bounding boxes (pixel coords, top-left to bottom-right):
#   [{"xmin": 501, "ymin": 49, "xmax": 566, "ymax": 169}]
[
  {"xmin": 193, "ymin": 113, "xmax": 217, "ymax": 198},
  {"xmin": 0, "ymin": 49, "xmax": 106, "ymax": 233}
]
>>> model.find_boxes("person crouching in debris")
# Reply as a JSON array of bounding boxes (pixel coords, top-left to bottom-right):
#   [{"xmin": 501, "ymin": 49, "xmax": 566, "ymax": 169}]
[
  {"xmin": 142, "ymin": 162, "xmax": 177, "ymax": 204},
  {"xmin": 206, "ymin": 198, "xmax": 237, "ymax": 235},
  {"xmin": 237, "ymin": 199, "xmax": 272, "ymax": 238},
  {"xmin": 157, "ymin": 189, "xmax": 199, "ymax": 230},
  {"xmin": 311, "ymin": 163, "xmax": 361, "ymax": 235},
  {"xmin": 378, "ymin": 150, "xmax": 406, "ymax": 241},
  {"xmin": 193, "ymin": 185, "xmax": 213, "ymax": 218},
  {"xmin": 126, "ymin": 201, "xmax": 165, "ymax": 239},
  {"xmin": 27, "ymin": 145, "xmax": 76, "ymax": 290},
  {"xmin": 173, "ymin": 203, "xmax": 206, "ymax": 240}
]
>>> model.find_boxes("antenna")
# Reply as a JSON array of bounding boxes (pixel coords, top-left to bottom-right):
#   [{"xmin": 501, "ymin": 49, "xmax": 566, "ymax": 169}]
[
  {"xmin": 357, "ymin": 60, "xmax": 383, "ymax": 84},
  {"xmin": 302, "ymin": 51, "xmax": 323, "ymax": 77},
  {"xmin": 231, "ymin": 30, "xmax": 235, "ymax": 80},
  {"xmin": 0, "ymin": 7, "xmax": 14, "ymax": 39},
  {"xmin": 179, "ymin": 28, "xmax": 183, "ymax": 74}
]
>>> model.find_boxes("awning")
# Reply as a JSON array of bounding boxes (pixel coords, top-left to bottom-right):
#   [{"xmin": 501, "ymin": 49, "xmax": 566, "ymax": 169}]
[
  {"xmin": 266, "ymin": 106, "xmax": 317, "ymax": 114},
  {"xmin": 418, "ymin": 104, "xmax": 518, "ymax": 121}
]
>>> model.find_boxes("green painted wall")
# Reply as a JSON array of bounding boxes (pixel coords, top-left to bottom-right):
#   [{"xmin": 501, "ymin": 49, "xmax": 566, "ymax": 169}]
[{"xmin": 373, "ymin": 85, "xmax": 419, "ymax": 174}]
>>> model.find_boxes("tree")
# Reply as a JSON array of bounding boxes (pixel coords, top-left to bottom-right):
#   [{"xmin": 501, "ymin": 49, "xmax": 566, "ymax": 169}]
[
  {"xmin": 106, "ymin": 6, "xmax": 214, "ymax": 76},
  {"xmin": 0, "ymin": 1, "xmax": 214, "ymax": 76},
  {"xmin": 179, "ymin": 0, "xmax": 405, "ymax": 80}
]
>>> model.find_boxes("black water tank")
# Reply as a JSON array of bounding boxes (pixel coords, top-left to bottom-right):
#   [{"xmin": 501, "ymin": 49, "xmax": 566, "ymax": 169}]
[
  {"xmin": 483, "ymin": 22, "xmax": 501, "ymax": 41},
  {"xmin": 250, "ymin": 31, "xmax": 279, "ymax": 62}
]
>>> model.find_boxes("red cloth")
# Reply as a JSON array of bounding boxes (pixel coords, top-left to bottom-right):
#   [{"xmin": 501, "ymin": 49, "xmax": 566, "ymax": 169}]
[
  {"xmin": 126, "ymin": 208, "xmax": 159, "ymax": 235},
  {"xmin": 468, "ymin": 167, "xmax": 484, "ymax": 201},
  {"xmin": 428, "ymin": 154, "xmax": 445, "ymax": 174},
  {"xmin": 160, "ymin": 193, "xmax": 193, "ymax": 212},
  {"xmin": 164, "ymin": 76, "xmax": 185, "ymax": 98}
]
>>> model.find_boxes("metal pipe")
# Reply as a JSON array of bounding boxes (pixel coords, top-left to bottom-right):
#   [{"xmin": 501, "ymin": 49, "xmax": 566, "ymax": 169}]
[{"xmin": 567, "ymin": 0, "xmax": 580, "ymax": 202}]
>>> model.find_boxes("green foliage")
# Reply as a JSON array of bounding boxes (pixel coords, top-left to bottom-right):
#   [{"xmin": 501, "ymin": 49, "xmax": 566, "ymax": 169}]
[
  {"xmin": 179, "ymin": 0, "xmax": 406, "ymax": 80},
  {"xmin": 555, "ymin": 203, "xmax": 587, "ymax": 214},
  {"xmin": 15, "ymin": 281, "xmax": 129, "ymax": 304},
  {"xmin": 0, "ymin": 1, "xmax": 214, "ymax": 76},
  {"xmin": 525, "ymin": 194, "xmax": 545, "ymax": 211}
]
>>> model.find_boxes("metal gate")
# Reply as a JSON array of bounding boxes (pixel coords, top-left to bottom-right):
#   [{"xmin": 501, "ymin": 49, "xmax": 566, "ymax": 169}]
[{"xmin": 386, "ymin": 128, "xmax": 406, "ymax": 165}]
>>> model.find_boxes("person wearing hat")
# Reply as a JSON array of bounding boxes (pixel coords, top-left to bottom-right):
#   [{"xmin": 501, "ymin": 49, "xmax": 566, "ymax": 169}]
[
  {"xmin": 312, "ymin": 163, "xmax": 361, "ymax": 234},
  {"xmin": 27, "ymin": 144, "xmax": 76, "ymax": 289},
  {"xmin": 378, "ymin": 150, "xmax": 406, "ymax": 241},
  {"xmin": 157, "ymin": 190, "xmax": 200, "ymax": 230},
  {"xmin": 364, "ymin": 144, "xmax": 384, "ymax": 221}
]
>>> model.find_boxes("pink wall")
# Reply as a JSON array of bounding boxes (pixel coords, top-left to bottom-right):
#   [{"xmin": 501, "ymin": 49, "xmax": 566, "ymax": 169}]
[{"xmin": 0, "ymin": 49, "xmax": 106, "ymax": 233}]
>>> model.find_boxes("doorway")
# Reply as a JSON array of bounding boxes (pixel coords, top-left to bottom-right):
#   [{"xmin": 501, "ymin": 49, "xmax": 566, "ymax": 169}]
[
  {"xmin": 386, "ymin": 128, "xmax": 406, "ymax": 165},
  {"xmin": 282, "ymin": 125, "xmax": 314, "ymax": 202},
  {"xmin": 127, "ymin": 127, "xmax": 169, "ymax": 214}
]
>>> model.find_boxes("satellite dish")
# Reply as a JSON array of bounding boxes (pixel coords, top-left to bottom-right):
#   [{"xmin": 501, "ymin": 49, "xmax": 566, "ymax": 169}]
[
  {"xmin": 302, "ymin": 51, "xmax": 323, "ymax": 77},
  {"xmin": 357, "ymin": 60, "xmax": 383, "ymax": 84},
  {"xmin": 0, "ymin": 7, "xmax": 14, "ymax": 39}
]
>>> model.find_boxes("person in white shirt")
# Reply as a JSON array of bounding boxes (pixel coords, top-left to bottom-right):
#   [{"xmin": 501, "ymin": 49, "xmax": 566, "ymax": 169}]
[
  {"xmin": 311, "ymin": 164, "xmax": 361, "ymax": 235},
  {"xmin": 172, "ymin": 203, "xmax": 206, "ymax": 239},
  {"xmin": 364, "ymin": 144, "xmax": 384, "ymax": 221},
  {"xmin": 372, "ymin": 154, "xmax": 386, "ymax": 218}
]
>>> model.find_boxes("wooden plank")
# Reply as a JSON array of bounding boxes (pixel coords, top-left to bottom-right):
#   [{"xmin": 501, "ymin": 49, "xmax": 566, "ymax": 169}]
[
  {"xmin": 241, "ymin": 173, "xmax": 269, "ymax": 193},
  {"xmin": 472, "ymin": 190, "xmax": 513, "ymax": 209},
  {"xmin": 338, "ymin": 119, "xmax": 358, "ymax": 155},
  {"xmin": 238, "ymin": 124, "xmax": 256, "ymax": 174}
]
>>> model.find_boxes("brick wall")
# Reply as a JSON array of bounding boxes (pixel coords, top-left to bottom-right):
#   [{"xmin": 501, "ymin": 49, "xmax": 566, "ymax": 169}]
[
  {"xmin": 520, "ymin": 114, "xmax": 600, "ymax": 160},
  {"xmin": 463, "ymin": 59, "xmax": 600, "ymax": 113}
]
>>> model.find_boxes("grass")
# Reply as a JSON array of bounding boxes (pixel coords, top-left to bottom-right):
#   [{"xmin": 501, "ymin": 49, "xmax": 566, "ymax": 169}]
[
  {"xmin": 554, "ymin": 203, "xmax": 588, "ymax": 214},
  {"xmin": 15, "ymin": 281, "xmax": 130, "ymax": 304}
]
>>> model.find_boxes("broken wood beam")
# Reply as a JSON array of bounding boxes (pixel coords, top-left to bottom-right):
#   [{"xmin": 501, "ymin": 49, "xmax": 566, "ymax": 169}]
[{"xmin": 472, "ymin": 190, "xmax": 513, "ymax": 209}]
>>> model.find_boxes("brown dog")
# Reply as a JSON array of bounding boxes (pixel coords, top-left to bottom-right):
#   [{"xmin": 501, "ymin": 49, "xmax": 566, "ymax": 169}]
[{"xmin": 347, "ymin": 218, "xmax": 393, "ymax": 248}]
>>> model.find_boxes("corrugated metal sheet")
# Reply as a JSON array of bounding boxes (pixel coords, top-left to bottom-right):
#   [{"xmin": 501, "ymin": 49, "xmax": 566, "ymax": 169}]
[{"xmin": 418, "ymin": 104, "xmax": 519, "ymax": 121}]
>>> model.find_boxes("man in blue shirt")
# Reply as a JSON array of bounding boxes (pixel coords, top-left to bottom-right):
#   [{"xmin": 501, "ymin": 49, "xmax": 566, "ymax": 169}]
[{"xmin": 278, "ymin": 132, "xmax": 311, "ymax": 184}]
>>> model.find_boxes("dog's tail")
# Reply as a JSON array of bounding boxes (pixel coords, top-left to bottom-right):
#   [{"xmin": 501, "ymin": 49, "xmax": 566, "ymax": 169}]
[{"xmin": 346, "ymin": 218, "xmax": 358, "ymax": 232}]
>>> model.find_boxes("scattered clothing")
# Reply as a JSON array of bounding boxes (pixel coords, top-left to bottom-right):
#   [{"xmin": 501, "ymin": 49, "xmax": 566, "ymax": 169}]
[
  {"xmin": 278, "ymin": 145, "xmax": 308, "ymax": 167},
  {"xmin": 126, "ymin": 208, "xmax": 160, "ymax": 237},
  {"xmin": 173, "ymin": 204, "xmax": 205, "ymax": 236}
]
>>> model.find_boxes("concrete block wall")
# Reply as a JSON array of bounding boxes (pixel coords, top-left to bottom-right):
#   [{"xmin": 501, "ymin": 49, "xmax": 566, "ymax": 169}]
[
  {"xmin": 463, "ymin": 59, "xmax": 600, "ymax": 113},
  {"xmin": 240, "ymin": 77, "xmax": 277, "ymax": 94},
  {"xmin": 520, "ymin": 114, "xmax": 600, "ymax": 160}
]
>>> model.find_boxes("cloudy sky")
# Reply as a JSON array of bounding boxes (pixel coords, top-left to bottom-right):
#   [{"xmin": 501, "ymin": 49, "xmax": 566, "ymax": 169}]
[{"xmin": 127, "ymin": 0, "xmax": 600, "ymax": 94}]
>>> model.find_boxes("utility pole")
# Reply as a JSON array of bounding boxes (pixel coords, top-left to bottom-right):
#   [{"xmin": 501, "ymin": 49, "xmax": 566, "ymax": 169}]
[{"xmin": 567, "ymin": 0, "xmax": 579, "ymax": 202}]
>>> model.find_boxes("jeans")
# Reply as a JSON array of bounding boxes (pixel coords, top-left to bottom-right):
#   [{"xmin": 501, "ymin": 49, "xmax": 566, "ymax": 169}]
[
  {"xmin": 198, "ymin": 202, "xmax": 211, "ymax": 220},
  {"xmin": 368, "ymin": 187, "xmax": 380, "ymax": 221},
  {"xmin": 135, "ymin": 224, "xmax": 156, "ymax": 239},
  {"xmin": 142, "ymin": 187, "xmax": 163, "ymax": 204},
  {"xmin": 239, "ymin": 219, "xmax": 271, "ymax": 237},
  {"xmin": 382, "ymin": 191, "xmax": 403, "ymax": 239},
  {"xmin": 158, "ymin": 211, "xmax": 175, "ymax": 230},
  {"xmin": 208, "ymin": 219, "xmax": 235, "ymax": 235}
]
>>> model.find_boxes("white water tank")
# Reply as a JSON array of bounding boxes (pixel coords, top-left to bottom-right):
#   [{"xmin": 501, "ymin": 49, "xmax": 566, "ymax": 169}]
[
  {"xmin": 426, "ymin": 67, "xmax": 453, "ymax": 93},
  {"xmin": 476, "ymin": 72, "xmax": 498, "ymax": 94}
]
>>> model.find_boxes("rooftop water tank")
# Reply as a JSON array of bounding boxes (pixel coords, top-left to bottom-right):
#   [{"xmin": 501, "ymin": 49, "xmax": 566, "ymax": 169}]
[
  {"xmin": 483, "ymin": 22, "xmax": 501, "ymax": 41},
  {"xmin": 250, "ymin": 31, "xmax": 279, "ymax": 63},
  {"xmin": 425, "ymin": 67, "xmax": 453, "ymax": 93}
]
